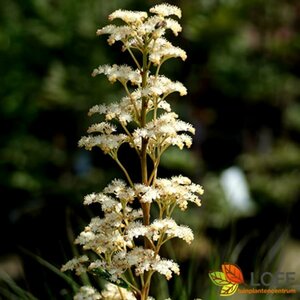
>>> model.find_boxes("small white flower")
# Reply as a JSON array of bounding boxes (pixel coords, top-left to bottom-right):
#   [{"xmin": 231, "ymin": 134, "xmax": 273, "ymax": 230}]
[
  {"xmin": 87, "ymin": 122, "xmax": 116, "ymax": 134},
  {"xmin": 88, "ymin": 259, "xmax": 104, "ymax": 271},
  {"xmin": 92, "ymin": 64, "xmax": 141, "ymax": 85},
  {"xmin": 134, "ymin": 184, "xmax": 159, "ymax": 203},
  {"xmin": 83, "ymin": 193, "xmax": 97, "ymax": 205},
  {"xmin": 158, "ymin": 100, "xmax": 171, "ymax": 112},
  {"xmin": 127, "ymin": 222, "xmax": 147, "ymax": 239},
  {"xmin": 74, "ymin": 286, "xmax": 101, "ymax": 300},
  {"xmin": 152, "ymin": 259, "xmax": 180, "ymax": 280},
  {"xmin": 165, "ymin": 18, "xmax": 182, "ymax": 36},
  {"xmin": 171, "ymin": 175, "xmax": 191, "ymax": 185},
  {"xmin": 97, "ymin": 25, "xmax": 134, "ymax": 45},
  {"xmin": 75, "ymin": 231, "xmax": 96, "ymax": 246},
  {"xmin": 150, "ymin": 4, "xmax": 182, "ymax": 19},
  {"xmin": 154, "ymin": 176, "xmax": 203, "ymax": 211},
  {"xmin": 109, "ymin": 9, "xmax": 148, "ymax": 25},
  {"xmin": 78, "ymin": 134, "xmax": 128, "ymax": 153},
  {"xmin": 61, "ymin": 255, "xmax": 89, "ymax": 275},
  {"xmin": 88, "ymin": 95, "xmax": 138, "ymax": 126},
  {"xmin": 149, "ymin": 218, "xmax": 194, "ymax": 244},
  {"xmin": 138, "ymin": 16, "xmax": 163, "ymax": 37},
  {"xmin": 88, "ymin": 104, "xmax": 107, "ymax": 116},
  {"xmin": 104, "ymin": 178, "xmax": 126, "ymax": 195},
  {"xmin": 142, "ymin": 76, "xmax": 187, "ymax": 97},
  {"xmin": 149, "ymin": 39, "xmax": 187, "ymax": 65},
  {"xmin": 101, "ymin": 283, "xmax": 136, "ymax": 300}
]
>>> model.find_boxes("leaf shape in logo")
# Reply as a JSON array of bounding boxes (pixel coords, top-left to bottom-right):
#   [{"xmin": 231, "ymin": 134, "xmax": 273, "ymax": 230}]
[
  {"xmin": 222, "ymin": 263, "xmax": 244, "ymax": 284},
  {"xmin": 208, "ymin": 271, "xmax": 231, "ymax": 286},
  {"xmin": 220, "ymin": 283, "xmax": 239, "ymax": 296}
]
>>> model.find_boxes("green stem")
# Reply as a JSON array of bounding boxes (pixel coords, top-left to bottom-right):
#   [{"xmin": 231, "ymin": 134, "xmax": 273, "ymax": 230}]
[
  {"xmin": 148, "ymin": 154, "xmax": 161, "ymax": 185},
  {"xmin": 122, "ymin": 82, "xmax": 140, "ymax": 124},
  {"xmin": 141, "ymin": 50, "xmax": 148, "ymax": 129},
  {"xmin": 120, "ymin": 122, "xmax": 140, "ymax": 156},
  {"xmin": 153, "ymin": 97, "xmax": 158, "ymax": 121},
  {"xmin": 142, "ymin": 271, "xmax": 154, "ymax": 298},
  {"xmin": 135, "ymin": 46, "xmax": 153, "ymax": 300},
  {"xmin": 126, "ymin": 46, "xmax": 142, "ymax": 70},
  {"xmin": 119, "ymin": 276, "xmax": 141, "ymax": 294},
  {"xmin": 118, "ymin": 286, "xmax": 126, "ymax": 300},
  {"xmin": 140, "ymin": 49, "xmax": 150, "ymax": 227},
  {"xmin": 168, "ymin": 202, "xmax": 178, "ymax": 218},
  {"xmin": 114, "ymin": 155, "xmax": 134, "ymax": 188},
  {"xmin": 128, "ymin": 267, "xmax": 139, "ymax": 289},
  {"xmin": 155, "ymin": 63, "xmax": 161, "ymax": 79}
]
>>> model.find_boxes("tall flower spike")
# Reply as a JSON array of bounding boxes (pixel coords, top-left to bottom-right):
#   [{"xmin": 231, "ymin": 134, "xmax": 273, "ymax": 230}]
[{"xmin": 63, "ymin": 4, "xmax": 204, "ymax": 300}]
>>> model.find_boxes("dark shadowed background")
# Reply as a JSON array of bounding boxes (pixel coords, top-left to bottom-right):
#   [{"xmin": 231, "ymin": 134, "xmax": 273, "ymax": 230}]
[{"xmin": 1, "ymin": 0, "xmax": 300, "ymax": 299}]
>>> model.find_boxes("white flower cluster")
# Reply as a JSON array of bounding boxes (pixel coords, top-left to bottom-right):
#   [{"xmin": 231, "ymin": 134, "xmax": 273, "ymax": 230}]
[
  {"xmin": 155, "ymin": 175, "xmax": 204, "ymax": 210},
  {"xmin": 75, "ymin": 282, "xmax": 171, "ymax": 300},
  {"xmin": 149, "ymin": 4, "xmax": 182, "ymax": 18},
  {"xmin": 142, "ymin": 76, "xmax": 187, "ymax": 97},
  {"xmin": 86, "ymin": 78, "xmax": 182, "ymax": 124},
  {"xmin": 125, "ymin": 247, "xmax": 180, "ymax": 280},
  {"xmin": 100, "ymin": 283, "xmax": 136, "ymax": 300},
  {"xmin": 128, "ymin": 218, "xmax": 194, "ymax": 244},
  {"xmin": 63, "ymin": 175, "xmax": 202, "ymax": 280},
  {"xmin": 78, "ymin": 133, "xmax": 128, "ymax": 154},
  {"xmin": 134, "ymin": 175, "xmax": 203, "ymax": 210},
  {"xmin": 73, "ymin": 284, "xmax": 137, "ymax": 300},
  {"xmin": 84, "ymin": 176, "xmax": 202, "ymax": 210},
  {"xmin": 132, "ymin": 112, "xmax": 195, "ymax": 153},
  {"xmin": 88, "ymin": 99, "xmax": 134, "ymax": 125},
  {"xmin": 149, "ymin": 38, "xmax": 187, "ymax": 65},
  {"xmin": 88, "ymin": 247, "xmax": 179, "ymax": 282},
  {"xmin": 74, "ymin": 286, "xmax": 101, "ymax": 300},
  {"xmin": 92, "ymin": 64, "xmax": 141, "ymax": 85},
  {"xmin": 109, "ymin": 10, "xmax": 148, "ymax": 24},
  {"xmin": 61, "ymin": 255, "xmax": 89, "ymax": 275},
  {"xmin": 95, "ymin": 4, "xmax": 186, "ymax": 68},
  {"xmin": 79, "ymin": 5, "xmax": 191, "ymax": 156}
]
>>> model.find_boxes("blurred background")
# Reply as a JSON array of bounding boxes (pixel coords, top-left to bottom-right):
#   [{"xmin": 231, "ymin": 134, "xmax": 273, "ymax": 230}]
[{"xmin": 1, "ymin": 0, "xmax": 300, "ymax": 299}]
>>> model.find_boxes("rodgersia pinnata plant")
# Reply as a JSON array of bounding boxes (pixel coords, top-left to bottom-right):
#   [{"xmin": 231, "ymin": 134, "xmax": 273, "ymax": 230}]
[{"xmin": 62, "ymin": 3, "xmax": 204, "ymax": 300}]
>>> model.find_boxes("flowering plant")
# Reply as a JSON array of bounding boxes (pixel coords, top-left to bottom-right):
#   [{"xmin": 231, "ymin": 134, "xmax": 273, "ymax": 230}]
[{"xmin": 62, "ymin": 3, "xmax": 204, "ymax": 300}]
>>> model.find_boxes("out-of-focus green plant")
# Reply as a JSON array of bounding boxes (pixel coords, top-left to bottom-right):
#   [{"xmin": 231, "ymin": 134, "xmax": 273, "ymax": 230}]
[
  {"xmin": 182, "ymin": 0, "xmax": 300, "ymax": 209},
  {"xmin": 240, "ymin": 141, "xmax": 300, "ymax": 206},
  {"xmin": 1, "ymin": 0, "xmax": 300, "ymax": 298}
]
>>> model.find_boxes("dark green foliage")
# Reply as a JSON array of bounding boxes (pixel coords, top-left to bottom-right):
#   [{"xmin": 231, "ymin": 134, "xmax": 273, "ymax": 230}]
[{"xmin": 1, "ymin": 0, "xmax": 300, "ymax": 299}]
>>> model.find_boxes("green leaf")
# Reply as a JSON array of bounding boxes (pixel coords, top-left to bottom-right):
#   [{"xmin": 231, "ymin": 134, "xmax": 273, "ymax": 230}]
[
  {"xmin": 91, "ymin": 269, "xmax": 129, "ymax": 289},
  {"xmin": 220, "ymin": 283, "xmax": 239, "ymax": 297},
  {"xmin": 20, "ymin": 247, "xmax": 79, "ymax": 292},
  {"xmin": 208, "ymin": 271, "xmax": 231, "ymax": 286},
  {"xmin": 0, "ymin": 272, "xmax": 38, "ymax": 300}
]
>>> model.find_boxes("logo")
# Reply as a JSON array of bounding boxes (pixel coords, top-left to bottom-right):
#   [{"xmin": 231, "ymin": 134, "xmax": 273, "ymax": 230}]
[
  {"xmin": 209, "ymin": 263, "xmax": 297, "ymax": 297},
  {"xmin": 209, "ymin": 263, "xmax": 244, "ymax": 296}
]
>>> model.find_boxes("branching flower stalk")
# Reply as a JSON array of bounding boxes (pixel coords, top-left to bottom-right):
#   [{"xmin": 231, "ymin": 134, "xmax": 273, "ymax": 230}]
[{"xmin": 62, "ymin": 3, "xmax": 204, "ymax": 300}]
